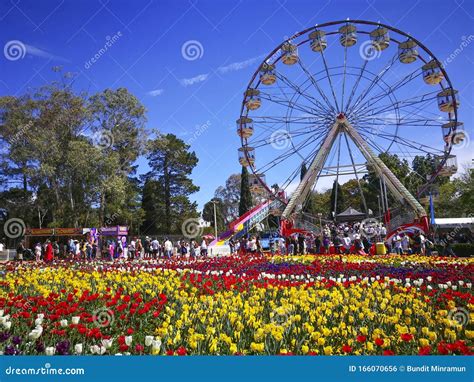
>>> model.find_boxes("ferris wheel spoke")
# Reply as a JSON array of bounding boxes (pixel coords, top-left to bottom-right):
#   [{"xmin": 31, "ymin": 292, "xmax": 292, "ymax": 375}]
[
  {"xmin": 296, "ymin": 56, "xmax": 337, "ymax": 114},
  {"xmin": 254, "ymin": 129, "xmax": 328, "ymax": 175},
  {"xmin": 341, "ymin": 40, "xmax": 349, "ymax": 112},
  {"xmin": 250, "ymin": 115, "xmax": 332, "ymax": 124},
  {"xmin": 351, "ymin": 114, "xmax": 448, "ymax": 127},
  {"xmin": 355, "ymin": 90, "xmax": 439, "ymax": 118},
  {"xmin": 352, "ymin": 68, "xmax": 423, "ymax": 114},
  {"xmin": 318, "ymin": 47, "xmax": 341, "ymax": 112},
  {"xmin": 266, "ymin": 78, "xmax": 325, "ymax": 118},
  {"xmin": 273, "ymin": 70, "xmax": 332, "ymax": 115},
  {"xmin": 259, "ymin": 89, "xmax": 329, "ymax": 119},
  {"xmin": 344, "ymin": 59, "xmax": 370, "ymax": 113},
  {"xmin": 248, "ymin": 123, "xmax": 329, "ymax": 148},
  {"xmin": 346, "ymin": 50, "xmax": 400, "ymax": 116},
  {"xmin": 359, "ymin": 128, "xmax": 445, "ymax": 156}
]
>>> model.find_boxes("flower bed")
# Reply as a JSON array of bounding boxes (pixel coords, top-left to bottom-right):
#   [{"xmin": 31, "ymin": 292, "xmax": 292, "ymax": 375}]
[{"xmin": 0, "ymin": 254, "xmax": 472, "ymax": 355}]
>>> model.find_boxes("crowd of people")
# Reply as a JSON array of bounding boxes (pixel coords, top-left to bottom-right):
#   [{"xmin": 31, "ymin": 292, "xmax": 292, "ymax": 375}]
[
  {"xmin": 9, "ymin": 236, "xmax": 213, "ymax": 262},
  {"xmin": 1, "ymin": 217, "xmax": 467, "ymax": 261}
]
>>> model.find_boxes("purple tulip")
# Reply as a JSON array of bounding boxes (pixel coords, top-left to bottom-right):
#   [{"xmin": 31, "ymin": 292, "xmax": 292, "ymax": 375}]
[{"xmin": 0, "ymin": 332, "xmax": 11, "ymax": 343}]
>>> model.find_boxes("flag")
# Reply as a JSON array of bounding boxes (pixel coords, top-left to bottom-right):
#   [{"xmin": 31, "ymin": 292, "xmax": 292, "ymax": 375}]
[{"xmin": 429, "ymin": 193, "xmax": 436, "ymax": 225}]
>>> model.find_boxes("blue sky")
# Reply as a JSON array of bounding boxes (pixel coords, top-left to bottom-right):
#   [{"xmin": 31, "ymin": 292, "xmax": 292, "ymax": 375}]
[{"xmin": 1, "ymin": 0, "xmax": 473, "ymax": 210}]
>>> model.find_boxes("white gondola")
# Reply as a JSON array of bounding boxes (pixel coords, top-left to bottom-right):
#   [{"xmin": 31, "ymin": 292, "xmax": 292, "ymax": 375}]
[
  {"xmin": 244, "ymin": 88, "xmax": 261, "ymax": 110},
  {"xmin": 236, "ymin": 117, "xmax": 254, "ymax": 139},
  {"xmin": 370, "ymin": 26, "xmax": 390, "ymax": 51},
  {"xmin": 442, "ymin": 121, "xmax": 463, "ymax": 144},
  {"xmin": 309, "ymin": 30, "xmax": 327, "ymax": 52},
  {"xmin": 339, "ymin": 24, "xmax": 357, "ymax": 47},
  {"xmin": 437, "ymin": 155, "xmax": 458, "ymax": 176},
  {"xmin": 398, "ymin": 40, "xmax": 418, "ymax": 63},
  {"xmin": 249, "ymin": 173, "xmax": 266, "ymax": 194},
  {"xmin": 238, "ymin": 146, "xmax": 255, "ymax": 167},
  {"xmin": 422, "ymin": 60, "xmax": 444, "ymax": 85},
  {"xmin": 281, "ymin": 42, "xmax": 298, "ymax": 65},
  {"xmin": 260, "ymin": 63, "xmax": 276, "ymax": 85},
  {"xmin": 437, "ymin": 89, "xmax": 460, "ymax": 113}
]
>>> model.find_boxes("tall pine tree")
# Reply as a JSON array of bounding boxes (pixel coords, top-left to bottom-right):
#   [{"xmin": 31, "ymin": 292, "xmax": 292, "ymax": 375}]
[
  {"xmin": 239, "ymin": 166, "xmax": 252, "ymax": 216},
  {"xmin": 330, "ymin": 180, "xmax": 344, "ymax": 219},
  {"xmin": 146, "ymin": 134, "xmax": 199, "ymax": 234}
]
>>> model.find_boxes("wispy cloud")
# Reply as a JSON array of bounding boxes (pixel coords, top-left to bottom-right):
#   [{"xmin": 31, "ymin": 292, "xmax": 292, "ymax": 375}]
[
  {"xmin": 217, "ymin": 54, "xmax": 265, "ymax": 74},
  {"xmin": 25, "ymin": 44, "xmax": 70, "ymax": 62},
  {"xmin": 178, "ymin": 54, "xmax": 265, "ymax": 87},
  {"xmin": 179, "ymin": 73, "xmax": 209, "ymax": 87},
  {"xmin": 147, "ymin": 89, "xmax": 164, "ymax": 97}
]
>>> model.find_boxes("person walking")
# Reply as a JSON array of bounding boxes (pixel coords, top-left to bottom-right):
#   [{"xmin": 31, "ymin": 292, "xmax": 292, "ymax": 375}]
[
  {"xmin": 44, "ymin": 240, "xmax": 54, "ymax": 262},
  {"xmin": 200, "ymin": 238, "xmax": 208, "ymax": 257},
  {"xmin": 164, "ymin": 238, "xmax": 173, "ymax": 259},
  {"xmin": 34, "ymin": 242, "xmax": 42, "ymax": 262}
]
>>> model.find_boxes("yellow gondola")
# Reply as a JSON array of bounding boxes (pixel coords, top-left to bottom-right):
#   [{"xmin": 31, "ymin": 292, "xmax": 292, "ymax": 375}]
[
  {"xmin": 238, "ymin": 146, "xmax": 255, "ymax": 167},
  {"xmin": 244, "ymin": 89, "xmax": 261, "ymax": 110},
  {"xmin": 236, "ymin": 117, "xmax": 254, "ymax": 139},
  {"xmin": 309, "ymin": 30, "xmax": 327, "ymax": 52},
  {"xmin": 260, "ymin": 63, "xmax": 276, "ymax": 85},
  {"xmin": 370, "ymin": 26, "xmax": 390, "ymax": 51},
  {"xmin": 422, "ymin": 60, "xmax": 444, "ymax": 85},
  {"xmin": 437, "ymin": 89, "xmax": 459, "ymax": 113},
  {"xmin": 281, "ymin": 42, "xmax": 298, "ymax": 65},
  {"xmin": 398, "ymin": 40, "xmax": 418, "ymax": 63},
  {"xmin": 339, "ymin": 24, "xmax": 357, "ymax": 47}
]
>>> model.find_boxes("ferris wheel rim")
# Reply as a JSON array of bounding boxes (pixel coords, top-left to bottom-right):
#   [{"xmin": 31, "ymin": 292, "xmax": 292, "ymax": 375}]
[{"xmin": 238, "ymin": 19, "xmax": 459, "ymax": 204}]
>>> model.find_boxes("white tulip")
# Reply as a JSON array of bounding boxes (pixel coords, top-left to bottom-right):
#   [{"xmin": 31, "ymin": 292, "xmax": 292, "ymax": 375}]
[
  {"xmin": 71, "ymin": 316, "xmax": 80, "ymax": 324},
  {"xmin": 101, "ymin": 339, "xmax": 113, "ymax": 349},
  {"xmin": 151, "ymin": 339, "xmax": 161, "ymax": 352},
  {"xmin": 35, "ymin": 318, "xmax": 43, "ymax": 326},
  {"xmin": 60, "ymin": 320, "xmax": 68, "ymax": 328},
  {"xmin": 125, "ymin": 336, "xmax": 132, "ymax": 346},
  {"xmin": 74, "ymin": 343, "xmax": 83, "ymax": 354},
  {"xmin": 37, "ymin": 314, "xmax": 44, "ymax": 320},
  {"xmin": 45, "ymin": 347, "xmax": 56, "ymax": 356},
  {"xmin": 0, "ymin": 317, "xmax": 6, "ymax": 325},
  {"xmin": 145, "ymin": 336, "xmax": 154, "ymax": 347},
  {"xmin": 3, "ymin": 321, "xmax": 11, "ymax": 330},
  {"xmin": 28, "ymin": 327, "xmax": 43, "ymax": 340},
  {"xmin": 0, "ymin": 310, "xmax": 4, "ymax": 317},
  {"xmin": 99, "ymin": 346, "xmax": 106, "ymax": 355},
  {"xmin": 90, "ymin": 345, "xmax": 100, "ymax": 354}
]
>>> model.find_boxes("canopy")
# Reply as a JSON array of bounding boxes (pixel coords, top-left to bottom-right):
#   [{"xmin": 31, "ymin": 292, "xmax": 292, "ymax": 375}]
[
  {"xmin": 433, "ymin": 218, "xmax": 474, "ymax": 229},
  {"xmin": 336, "ymin": 207, "xmax": 366, "ymax": 222}
]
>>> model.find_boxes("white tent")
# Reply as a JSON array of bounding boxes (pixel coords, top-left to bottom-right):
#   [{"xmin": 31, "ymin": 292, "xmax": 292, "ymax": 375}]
[{"xmin": 434, "ymin": 218, "xmax": 474, "ymax": 229}]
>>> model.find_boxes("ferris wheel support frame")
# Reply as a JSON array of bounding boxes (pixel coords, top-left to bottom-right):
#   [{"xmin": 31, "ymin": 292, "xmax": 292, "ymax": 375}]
[
  {"xmin": 282, "ymin": 114, "xmax": 427, "ymax": 220},
  {"xmin": 282, "ymin": 118, "xmax": 341, "ymax": 219}
]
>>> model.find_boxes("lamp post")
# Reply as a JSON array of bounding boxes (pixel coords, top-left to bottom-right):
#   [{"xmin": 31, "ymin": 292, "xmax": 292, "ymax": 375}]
[
  {"xmin": 317, "ymin": 212, "xmax": 322, "ymax": 233},
  {"xmin": 377, "ymin": 195, "xmax": 381, "ymax": 219},
  {"xmin": 211, "ymin": 200, "xmax": 218, "ymax": 239}
]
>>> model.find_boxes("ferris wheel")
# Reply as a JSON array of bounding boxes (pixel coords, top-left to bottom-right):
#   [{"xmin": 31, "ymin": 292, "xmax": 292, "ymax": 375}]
[{"xmin": 237, "ymin": 19, "xmax": 464, "ymax": 230}]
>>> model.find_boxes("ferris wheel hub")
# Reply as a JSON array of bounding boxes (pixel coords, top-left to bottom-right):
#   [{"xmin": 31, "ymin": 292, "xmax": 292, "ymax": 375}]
[{"xmin": 336, "ymin": 112, "xmax": 346, "ymax": 120}]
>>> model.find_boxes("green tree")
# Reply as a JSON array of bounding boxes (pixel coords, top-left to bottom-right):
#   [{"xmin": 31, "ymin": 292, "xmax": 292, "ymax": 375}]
[
  {"xmin": 239, "ymin": 166, "xmax": 252, "ymax": 216},
  {"xmin": 214, "ymin": 173, "xmax": 240, "ymax": 223},
  {"xmin": 329, "ymin": 180, "xmax": 344, "ymax": 218},
  {"xmin": 202, "ymin": 198, "xmax": 226, "ymax": 233},
  {"xmin": 146, "ymin": 133, "xmax": 199, "ymax": 234}
]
